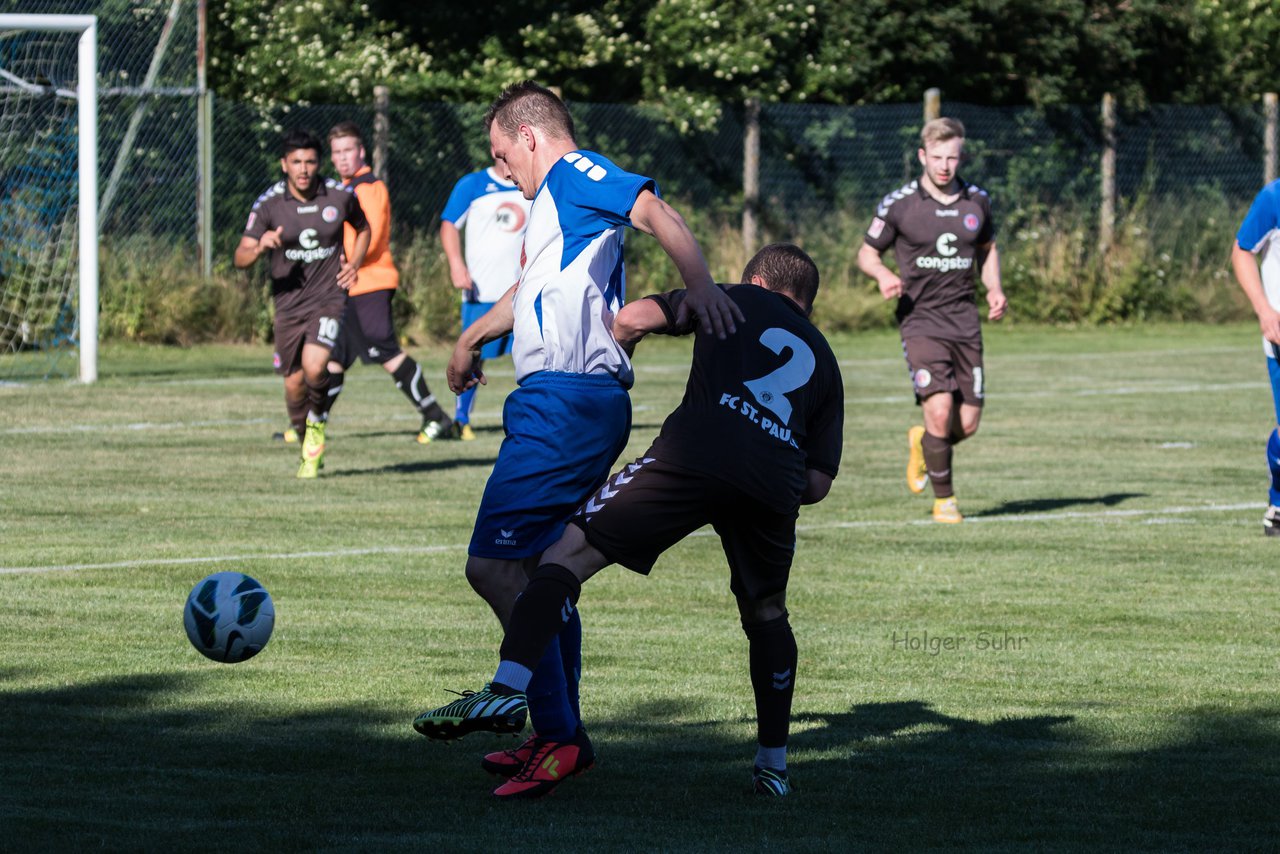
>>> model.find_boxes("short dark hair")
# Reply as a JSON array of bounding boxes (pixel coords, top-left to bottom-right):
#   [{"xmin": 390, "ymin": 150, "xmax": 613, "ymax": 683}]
[
  {"xmin": 327, "ymin": 121, "xmax": 364, "ymax": 146},
  {"xmin": 281, "ymin": 129, "xmax": 322, "ymax": 158},
  {"xmin": 741, "ymin": 243, "xmax": 820, "ymax": 311},
  {"xmin": 485, "ymin": 81, "xmax": 575, "ymax": 142}
]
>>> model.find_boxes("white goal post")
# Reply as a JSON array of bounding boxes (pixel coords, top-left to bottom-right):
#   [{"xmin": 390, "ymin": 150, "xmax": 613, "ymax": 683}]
[{"xmin": 0, "ymin": 14, "xmax": 97, "ymax": 383}]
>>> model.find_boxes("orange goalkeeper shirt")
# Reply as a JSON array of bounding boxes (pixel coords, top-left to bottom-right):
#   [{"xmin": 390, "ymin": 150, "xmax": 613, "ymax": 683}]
[{"xmin": 343, "ymin": 166, "xmax": 399, "ymax": 295}]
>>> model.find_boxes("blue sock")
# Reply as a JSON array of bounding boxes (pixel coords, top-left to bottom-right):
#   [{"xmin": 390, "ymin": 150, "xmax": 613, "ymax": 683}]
[
  {"xmin": 526, "ymin": 636, "xmax": 577, "ymax": 741},
  {"xmin": 456, "ymin": 385, "xmax": 476, "ymax": 424},
  {"xmin": 559, "ymin": 607, "xmax": 583, "ymax": 727},
  {"xmin": 1267, "ymin": 429, "xmax": 1280, "ymax": 506}
]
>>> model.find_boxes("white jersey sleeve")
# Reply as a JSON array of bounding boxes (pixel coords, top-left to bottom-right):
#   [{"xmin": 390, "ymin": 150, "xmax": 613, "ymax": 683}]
[{"xmin": 510, "ymin": 150, "xmax": 656, "ymax": 387}]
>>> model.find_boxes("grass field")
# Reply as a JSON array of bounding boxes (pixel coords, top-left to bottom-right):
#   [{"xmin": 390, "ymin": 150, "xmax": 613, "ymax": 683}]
[{"xmin": 2, "ymin": 323, "xmax": 1279, "ymax": 851}]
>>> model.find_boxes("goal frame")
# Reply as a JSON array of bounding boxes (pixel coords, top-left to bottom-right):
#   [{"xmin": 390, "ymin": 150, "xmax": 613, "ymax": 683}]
[{"xmin": 0, "ymin": 14, "xmax": 97, "ymax": 382}]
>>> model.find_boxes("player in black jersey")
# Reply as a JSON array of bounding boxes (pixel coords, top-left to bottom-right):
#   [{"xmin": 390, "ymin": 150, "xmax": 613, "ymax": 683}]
[
  {"xmin": 412, "ymin": 244, "xmax": 843, "ymax": 798},
  {"xmin": 235, "ymin": 129, "xmax": 370, "ymax": 478}
]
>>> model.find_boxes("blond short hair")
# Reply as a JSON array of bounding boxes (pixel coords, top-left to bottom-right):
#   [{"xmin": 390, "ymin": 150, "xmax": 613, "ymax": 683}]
[{"xmin": 920, "ymin": 117, "xmax": 966, "ymax": 148}]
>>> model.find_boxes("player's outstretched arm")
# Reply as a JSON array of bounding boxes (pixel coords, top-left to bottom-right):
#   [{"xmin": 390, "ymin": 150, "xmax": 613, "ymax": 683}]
[
  {"xmin": 1233, "ymin": 241, "xmax": 1280, "ymax": 345},
  {"xmin": 629, "ymin": 191, "xmax": 742, "ymax": 339},
  {"xmin": 447, "ymin": 284, "xmax": 517, "ymax": 393},
  {"xmin": 440, "ymin": 220, "xmax": 473, "ymax": 290},
  {"xmin": 613, "ymin": 297, "xmax": 672, "ymax": 356},
  {"xmin": 980, "ymin": 242, "xmax": 1007, "ymax": 320},
  {"xmin": 857, "ymin": 242, "xmax": 901, "ymax": 300}
]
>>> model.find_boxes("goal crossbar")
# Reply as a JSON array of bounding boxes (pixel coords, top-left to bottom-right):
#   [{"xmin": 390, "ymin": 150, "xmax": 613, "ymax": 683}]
[{"xmin": 0, "ymin": 14, "xmax": 98, "ymax": 382}]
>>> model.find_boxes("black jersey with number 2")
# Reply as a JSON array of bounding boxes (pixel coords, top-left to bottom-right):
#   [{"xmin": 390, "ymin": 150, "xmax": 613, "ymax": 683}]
[{"xmin": 642, "ymin": 284, "xmax": 844, "ymax": 514}]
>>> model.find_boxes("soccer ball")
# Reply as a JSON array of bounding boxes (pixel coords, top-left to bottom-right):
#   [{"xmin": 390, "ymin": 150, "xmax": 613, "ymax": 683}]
[{"xmin": 183, "ymin": 571, "xmax": 275, "ymax": 663}]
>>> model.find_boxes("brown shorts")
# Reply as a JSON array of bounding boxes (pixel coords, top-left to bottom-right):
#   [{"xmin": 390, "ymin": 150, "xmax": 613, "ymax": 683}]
[
  {"xmin": 570, "ymin": 456, "xmax": 798, "ymax": 602},
  {"xmin": 902, "ymin": 336, "xmax": 985, "ymax": 406},
  {"xmin": 272, "ymin": 296, "xmax": 346, "ymax": 376}
]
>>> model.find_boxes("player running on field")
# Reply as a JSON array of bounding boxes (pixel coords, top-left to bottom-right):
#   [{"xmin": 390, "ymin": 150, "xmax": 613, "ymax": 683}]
[
  {"xmin": 323, "ymin": 121, "xmax": 454, "ymax": 444},
  {"xmin": 1231, "ymin": 177, "xmax": 1280, "ymax": 535},
  {"xmin": 234, "ymin": 129, "xmax": 370, "ymax": 479},
  {"xmin": 440, "ymin": 155, "xmax": 532, "ymax": 440},
  {"xmin": 413, "ymin": 244, "xmax": 843, "ymax": 798},
  {"xmin": 410, "ymin": 81, "xmax": 742, "ymax": 797},
  {"xmin": 857, "ymin": 117, "xmax": 1006, "ymax": 523}
]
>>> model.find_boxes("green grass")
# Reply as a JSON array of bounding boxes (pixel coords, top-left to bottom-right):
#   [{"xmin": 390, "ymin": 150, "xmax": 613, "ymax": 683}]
[{"xmin": 2, "ymin": 323, "xmax": 1279, "ymax": 851}]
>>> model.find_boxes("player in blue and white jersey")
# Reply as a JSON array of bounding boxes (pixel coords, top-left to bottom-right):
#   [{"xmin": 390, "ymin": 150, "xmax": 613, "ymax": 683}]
[
  {"xmin": 440, "ymin": 159, "xmax": 531, "ymax": 439},
  {"xmin": 1232, "ymin": 179, "xmax": 1280, "ymax": 535},
  {"xmin": 412, "ymin": 81, "xmax": 742, "ymax": 796}
]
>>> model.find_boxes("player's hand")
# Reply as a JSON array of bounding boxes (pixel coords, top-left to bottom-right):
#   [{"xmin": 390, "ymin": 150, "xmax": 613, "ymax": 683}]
[
  {"xmin": 877, "ymin": 274, "xmax": 902, "ymax": 300},
  {"xmin": 987, "ymin": 287, "xmax": 1008, "ymax": 321},
  {"xmin": 447, "ymin": 344, "xmax": 485, "ymax": 394},
  {"xmin": 449, "ymin": 265, "xmax": 473, "ymax": 291},
  {"xmin": 258, "ymin": 226, "xmax": 283, "ymax": 252},
  {"xmin": 337, "ymin": 261, "xmax": 358, "ymax": 291},
  {"xmin": 1260, "ymin": 306, "xmax": 1280, "ymax": 346},
  {"xmin": 677, "ymin": 284, "xmax": 743, "ymax": 339}
]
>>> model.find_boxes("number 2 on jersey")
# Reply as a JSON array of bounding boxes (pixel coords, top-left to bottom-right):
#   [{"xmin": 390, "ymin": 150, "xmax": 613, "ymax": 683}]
[{"xmin": 743, "ymin": 328, "xmax": 815, "ymax": 425}]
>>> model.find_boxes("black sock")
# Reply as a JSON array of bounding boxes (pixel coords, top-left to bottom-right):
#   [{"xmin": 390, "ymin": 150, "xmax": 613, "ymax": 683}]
[
  {"xmin": 327, "ymin": 370, "xmax": 345, "ymax": 416},
  {"xmin": 743, "ymin": 613, "xmax": 797, "ymax": 750},
  {"xmin": 392, "ymin": 357, "xmax": 448, "ymax": 423},
  {"xmin": 922, "ymin": 431, "xmax": 954, "ymax": 498},
  {"xmin": 303, "ymin": 370, "xmax": 332, "ymax": 421},
  {"xmin": 499, "ymin": 563, "xmax": 583, "ymax": 672}
]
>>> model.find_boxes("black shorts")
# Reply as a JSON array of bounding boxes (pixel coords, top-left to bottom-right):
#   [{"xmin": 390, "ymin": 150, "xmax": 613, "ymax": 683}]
[
  {"xmin": 272, "ymin": 294, "xmax": 346, "ymax": 376},
  {"xmin": 569, "ymin": 457, "xmax": 798, "ymax": 602},
  {"xmin": 902, "ymin": 336, "xmax": 985, "ymax": 406},
  {"xmin": 330, "ymin": 289, "xmax": 402, "ymax": 369}
]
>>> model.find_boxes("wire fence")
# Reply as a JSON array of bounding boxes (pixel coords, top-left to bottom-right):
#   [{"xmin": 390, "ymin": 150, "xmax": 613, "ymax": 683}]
[{"xmin": 210, "ymin": 98, "xmax": 1273, "ymax": 246}]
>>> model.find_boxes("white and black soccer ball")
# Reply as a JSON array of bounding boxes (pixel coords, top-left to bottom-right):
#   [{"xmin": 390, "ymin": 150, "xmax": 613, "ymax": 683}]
[{"xmin": 183, "ymin": 571, "xmax": 275, "ymax": 663}]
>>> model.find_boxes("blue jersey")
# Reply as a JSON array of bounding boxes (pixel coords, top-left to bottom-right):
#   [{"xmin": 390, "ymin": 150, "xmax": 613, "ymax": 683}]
[
  {"xmin": 441, "ymin": 167, "xmax": 530, "ymax": 303},
  {"xmin": 1238, "ymin": 180, "xmax": 1280, "ymax": 356},
  {"xmin": 511, "ymin": 150, "xmax": 655, "ymax": 387}
]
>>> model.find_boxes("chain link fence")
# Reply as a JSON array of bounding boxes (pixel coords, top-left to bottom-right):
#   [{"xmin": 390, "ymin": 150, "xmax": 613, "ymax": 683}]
[
  {"xmin": 211, "ymin": 97, "xmax": 1272, "ymax": 244},
  {"xmin": 2, "ymin": 0, "xmax": 1276, "ymax": 377}
]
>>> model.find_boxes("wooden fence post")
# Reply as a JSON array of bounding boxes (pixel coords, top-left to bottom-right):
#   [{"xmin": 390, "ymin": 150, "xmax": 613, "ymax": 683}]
[
  {"xmin": 373, "ymin": 85, "xmax": 390, "ymax": 182},
  {"xmin": 923, "ymin": 88, "xmax": 941, "ymax": 123},
  {"xmin": 742, "ymin": 98, "xmax": 760, "ymax": 258},
  {"xmin": 1265, "ymin": 92, "xmax": 1278, "ymax": 186},
  {"xmin": 1099, "ymin": 92, "xmax": 1116, "ymax": 259}
]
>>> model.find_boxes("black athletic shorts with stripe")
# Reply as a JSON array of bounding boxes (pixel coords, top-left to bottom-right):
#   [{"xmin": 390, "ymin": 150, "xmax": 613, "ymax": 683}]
[{"xmin": 569, "ymin": 455, "xmax": 798, "ymax": 602}]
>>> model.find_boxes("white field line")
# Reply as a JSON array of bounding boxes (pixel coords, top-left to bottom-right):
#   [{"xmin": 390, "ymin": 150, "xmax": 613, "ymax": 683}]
[{"xmin": 0, "ymin": 501, "xmax": 1260, "ymax": 576}]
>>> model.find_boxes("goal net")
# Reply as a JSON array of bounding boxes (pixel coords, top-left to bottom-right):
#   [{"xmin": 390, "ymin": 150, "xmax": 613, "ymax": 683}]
[{"xmin": 0, "ymin": 14, "xmax": 96, "ymax": 383}]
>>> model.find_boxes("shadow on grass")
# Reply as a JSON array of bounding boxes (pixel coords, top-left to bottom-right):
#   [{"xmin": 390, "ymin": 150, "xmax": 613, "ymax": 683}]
[
  {"xmin": 2, "ymin": 673, "xmax": 1276, "ymax": 850},
  {"xmin": 969, "ymin": 492, "xmax": 1148, "ymax": 518},
  {"xmin": 326, "ymin": 456, "xmax": 499, "ymax": 477}
]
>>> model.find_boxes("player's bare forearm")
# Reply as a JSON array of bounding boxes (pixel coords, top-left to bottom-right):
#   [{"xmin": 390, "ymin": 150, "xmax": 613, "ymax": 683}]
[
  {"xmin": 440, "ymin": 221, "xmax": 473, "ymax": 290},
  {"xmin": 459, "ymin": 284, "xmax": 516, "ymax": 352},
  {"xmin": 857, "ymin": 242, "xmax": 901, "ymax": 299},
  {"xmin": 630, "ymin": 192, "xmax": 741, "ymax": 337},
  {"xmin": 350, "ymin": 225, "xmax": 372, "ymax": 271},
  {"xmin": 980, "ymin": 243, "xmax": 1007, "ymax": 320},
  {"xmin": 613, "ymin": 298, "xmax": 670, "ymax": 355},
  {"xmin": 446, "ymin": 288, "xmax": 513, "ymax": 393},
  {"xmin": 801, "ymin": 469, "xmax": 834, "ymax": 505},
  {"xmin": 233, "ymin": 237, "xmax": 261, "ymax": 269},
  {"xmin": 1233, "ymin": 241, "xmax": 1280, "ymax": 343}
]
